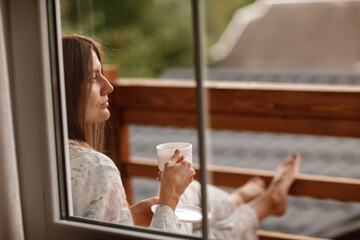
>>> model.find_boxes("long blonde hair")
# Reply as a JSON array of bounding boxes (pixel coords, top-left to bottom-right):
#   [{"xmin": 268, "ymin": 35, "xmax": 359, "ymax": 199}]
[{"xmin": 62, "ymin": 34, "xmax": 106, "ymax": 152}]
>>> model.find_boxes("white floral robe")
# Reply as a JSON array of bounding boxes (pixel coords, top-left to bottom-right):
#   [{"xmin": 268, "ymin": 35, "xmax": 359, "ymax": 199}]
[
  {"xmin": 69, "ymin": 141, "xmax": 184, "ymax": 233},
  {"xmin": 69, "ymin": 141, "xmax": 258, "ymax": 239}
]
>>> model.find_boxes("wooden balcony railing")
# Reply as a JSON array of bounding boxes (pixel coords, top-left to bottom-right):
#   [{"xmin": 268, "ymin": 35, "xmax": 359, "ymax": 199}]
[{"xmin": 105, "ymin": 69, "xmax": 360, "ymax": 240}]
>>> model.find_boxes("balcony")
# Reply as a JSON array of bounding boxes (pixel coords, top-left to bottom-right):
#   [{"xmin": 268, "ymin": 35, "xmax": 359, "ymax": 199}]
[{"xmin": 105, "ymin": 66, "xmax": 360, "ymax": 240}]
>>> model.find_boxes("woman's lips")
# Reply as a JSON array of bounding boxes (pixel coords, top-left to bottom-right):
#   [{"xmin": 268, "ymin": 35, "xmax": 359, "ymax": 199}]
[{"xmin": 101, "ymin": 101, "xmax": 109, "ymax": 108}]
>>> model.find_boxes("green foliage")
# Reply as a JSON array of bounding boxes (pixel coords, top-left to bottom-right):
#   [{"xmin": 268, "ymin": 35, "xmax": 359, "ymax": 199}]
[{"xmin": 61, "ymin": 0, "xmax": 253, "ymax": 77}]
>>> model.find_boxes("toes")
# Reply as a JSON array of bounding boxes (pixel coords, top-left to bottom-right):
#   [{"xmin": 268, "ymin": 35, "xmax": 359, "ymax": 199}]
[
  {"xmin": 282, "ymin": 153, "xmax": 301, "ymax": 168},
  {"xmin": 254, "ymin": 177, "xmax": 266, "ymax": 189}
]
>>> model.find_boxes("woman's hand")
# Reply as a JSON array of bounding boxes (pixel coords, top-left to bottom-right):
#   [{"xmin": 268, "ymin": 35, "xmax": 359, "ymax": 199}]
[
  {"xmin": 129, "ymin": 197, "xmax": 159, "ymax": 227},
  {"xmin": 158, "ymin": 149, "xmax": 196, "ymax": 211}
]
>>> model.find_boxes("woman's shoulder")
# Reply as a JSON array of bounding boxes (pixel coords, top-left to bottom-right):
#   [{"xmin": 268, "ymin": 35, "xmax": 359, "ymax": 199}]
[{"xmin": 69, "ymin": 141, "xmax": 116, "ymax": 170}]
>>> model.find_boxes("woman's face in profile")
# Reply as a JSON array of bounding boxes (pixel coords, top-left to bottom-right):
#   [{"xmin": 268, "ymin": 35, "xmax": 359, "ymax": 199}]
[{"xmin": 84, "ymin": 50, "xmax": 114, "ymax": 123}]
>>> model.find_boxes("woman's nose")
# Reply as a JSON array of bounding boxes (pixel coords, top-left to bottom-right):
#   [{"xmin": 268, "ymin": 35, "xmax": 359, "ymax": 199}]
[{"xmin": 101, "ymin": 76, "xmax": 114, "ymax": 95}]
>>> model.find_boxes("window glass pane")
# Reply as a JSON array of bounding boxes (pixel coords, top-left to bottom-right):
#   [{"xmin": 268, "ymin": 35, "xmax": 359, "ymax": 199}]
[
  {"xmin": 203, "ymin": 1, "xmax": 360, "ymax": 239},
  {"xmin": 60, "ymin": 0, "xmax": 207, "ymax": 238}
]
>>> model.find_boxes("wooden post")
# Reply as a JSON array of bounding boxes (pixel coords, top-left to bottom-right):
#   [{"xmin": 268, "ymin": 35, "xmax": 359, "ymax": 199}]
[
  {"xmin": 116, "ymin": 113, "xmax": 133, "ymax": 205},
  {"xmin": 103, "ymin": 64, "xmax": 119, "ymax": 84},
  {"xmin": 105, "ymin": 65, "xmax": 133, "ymax": 204}
]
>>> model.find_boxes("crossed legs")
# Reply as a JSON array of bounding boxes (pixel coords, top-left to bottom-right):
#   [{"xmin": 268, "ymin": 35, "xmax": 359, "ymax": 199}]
[{"xmin": 177, "ymin": 153, "xmax": 301, "ymax": 239}]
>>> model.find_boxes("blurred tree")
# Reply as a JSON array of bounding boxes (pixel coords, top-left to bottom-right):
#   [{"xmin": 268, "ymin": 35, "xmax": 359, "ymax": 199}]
[{"xmin": 60, "ymin": 0, "xmax": 253, "ymax": 77}]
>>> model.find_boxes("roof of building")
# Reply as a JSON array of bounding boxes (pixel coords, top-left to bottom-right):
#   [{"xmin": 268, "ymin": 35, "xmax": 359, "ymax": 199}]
[
  {"xmin": 211, "ymin": 0, "xmax": 360, "ymax": 70},
  {"xmin": 161, "ymin": 67, "xmax": 360, "ymax": 85}
]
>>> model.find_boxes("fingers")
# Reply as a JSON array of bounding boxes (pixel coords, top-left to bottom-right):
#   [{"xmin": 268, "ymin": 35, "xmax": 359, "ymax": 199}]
[
  {"xmin": 167, "ymin": 149, "xmax": 181, "ymax": 165},
  {"xmin": 158, "ymin": 159, "xmax": 195, "ymax": 182},
  {"xmin": 165, "ymin": 150, "xmax": 188, "ymax": 168},
  {"xmin": 187, "ymin": 171, "xmax": 196, "ymax": 185},
  {"xmin": 149, "ymin": 197, "xmax": 159, "ymax": 205},
  {"xmin": 156, "ymin": 170, "xmax": 162, "ymax": 181},
  {"xmin": 162, "ymin": 149, "xmax": 195, "ymax": 182},
  {"xmin": 169, "ymin": 150, "xmax": 188, "ymax": 161},
  {"xmin": 186, "ymin": 164, "xmax": 196, "ymax": 180},
  {"xmin": 179, "ymin": 157, "xmax": 192, "ymax": 168},
  {"xmin": 291, "ymin": 152, "xmax": 301, "ymax": 161},
  {"xmin": 176, "ymin": 154, "xmax": 195, "ymax": 177},
  {"xmin": 191, "ymin": 167, "xmax": 196, "ymax": 178}
]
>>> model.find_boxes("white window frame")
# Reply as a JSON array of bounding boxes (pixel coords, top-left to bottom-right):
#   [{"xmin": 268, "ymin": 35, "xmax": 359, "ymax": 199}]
[{"xmin": 8, "ymin": 0, "xmax": 207, "ymax": 239}]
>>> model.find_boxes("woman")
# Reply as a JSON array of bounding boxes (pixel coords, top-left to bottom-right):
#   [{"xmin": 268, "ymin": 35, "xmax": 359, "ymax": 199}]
[{"xmin": 63, "ymin": 34, "xmax": 300, "ymax": 239}]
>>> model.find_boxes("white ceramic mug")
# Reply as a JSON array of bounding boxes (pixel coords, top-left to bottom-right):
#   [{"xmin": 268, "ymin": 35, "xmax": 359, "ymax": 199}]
[{"xmin": 156, "ymin": 142, "xmax": 192, "ymax": 170}]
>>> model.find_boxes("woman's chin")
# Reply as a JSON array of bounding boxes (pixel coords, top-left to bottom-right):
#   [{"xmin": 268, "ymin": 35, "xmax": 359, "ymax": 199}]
[
  {"xmin": 85, "ymin": 110, "xmax": 111, "ymax": 123},
  {"xmin": 101, "ymin": 111, "xmax": 111, "ymax": 121}
]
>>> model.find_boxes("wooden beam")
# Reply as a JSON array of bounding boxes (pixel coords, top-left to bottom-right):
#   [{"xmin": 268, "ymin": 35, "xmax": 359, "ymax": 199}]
[
  {"xmin": 111, "ymin": 79, "xmax": 360, "ymax": 137},
  {"xmin": 126, "ymin": 157, "xmax": 360, "ymax": 202},
  {"xmin": 257, "ymin": 230, "xmax": 330, "ymax": 240},
  {"xmin": 103, "ymin": 65, "xmax": 119, "ymax": 84},
  {"xmin": 120, "ymin": 109, "xmax": 360, "ymax": 137}
]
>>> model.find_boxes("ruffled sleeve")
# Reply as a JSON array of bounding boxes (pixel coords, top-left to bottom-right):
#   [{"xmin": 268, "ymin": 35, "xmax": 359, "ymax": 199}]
[
  {"xmin": 150, "ymin": 204, "xmax": 187, "ymax": 233},
  {"xmin": 69, "ymin": 144, "xmax": 187, "ymax": 234}
]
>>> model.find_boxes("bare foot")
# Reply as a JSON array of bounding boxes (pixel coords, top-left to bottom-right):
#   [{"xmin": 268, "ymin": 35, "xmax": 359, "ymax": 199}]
[
  {"xmin": 231, "ymin": 177, "xmax": 266, "ymax": 206},
  {"xmin": 268, "ymin": 153, "xmax": 300, "ymax": 216},
  {"xmin": 248, "ymin": 153, "xmax": 301, "ymax": 221}
]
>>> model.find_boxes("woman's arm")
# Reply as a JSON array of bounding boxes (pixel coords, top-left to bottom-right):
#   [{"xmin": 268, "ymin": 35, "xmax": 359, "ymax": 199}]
[
  {"xmin": 129, "ymin": 197, "xmax": 159, "ymax": 227},
  {"xmin": 148, "ymin": 150, "xmax": 195, "ymax": 234},
  {"xmin": 158, "ymin": 150, "xmax": 196, "ymax": 211},
  {"xmin": 131, "ymin": 150, "xmax": 195, "ymax": 233}
]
